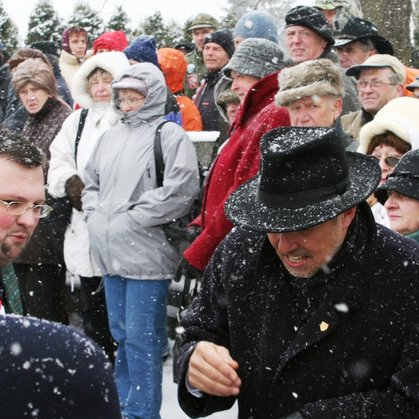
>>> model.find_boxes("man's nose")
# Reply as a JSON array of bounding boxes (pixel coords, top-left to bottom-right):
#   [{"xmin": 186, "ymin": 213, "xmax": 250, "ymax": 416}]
[
  {"xmin": 16, "ymin": 209, "xmax": 38, "ymax": 228},
  {"xmin": 276, "ymin": 233, "xmax": 300, "ymax": 253}
]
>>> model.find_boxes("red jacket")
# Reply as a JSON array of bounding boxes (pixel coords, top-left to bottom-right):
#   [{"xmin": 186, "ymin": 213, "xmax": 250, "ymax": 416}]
[{"xmin": 184, "ymin": 71, "xmax": 290, "ymax": 270}]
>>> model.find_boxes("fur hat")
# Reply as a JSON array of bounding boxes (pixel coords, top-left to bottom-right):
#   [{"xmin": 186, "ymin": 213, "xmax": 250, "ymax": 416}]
[
  {"xmin": 203, "ymin": 29, "xmax": 235, "ymax": 58},
  {"xmin": 8, "ymin": 47, "xmax": 51, "ymax": 72},
  {"xmin": 223, "ymin": 38, "xmax": 284, "ymax": 79},
  {"xmin": 285, "ymin": 5, "xmax": 334, "ymax": 48},
  {"xmin": 12, "ymin": 58, "xmax": 57, "ymax": 97},
  {"xmin": 93, "ymin": 31, "xmax": 129, "ymax": 54},
  {"xmin": 225, "ymin": 126, "xmax": 380, "ymax": 232},
  {"xmin": 233, "ymin": 10, "xmax": 279, "ymax": 44},
  {"xmin": 124, "ymin": 35, "xmax": 158, "ymax": 67},
  {"xmin": 276, "ymin": 59, "xmax": 344, "ymax": 106},
  {"xmin": 71, "ymin": 51, "xmax": 130, "ymax": 108},
  {"xmin": 358, "ymin": 97, "xmax": 419, "ymax": 154}
]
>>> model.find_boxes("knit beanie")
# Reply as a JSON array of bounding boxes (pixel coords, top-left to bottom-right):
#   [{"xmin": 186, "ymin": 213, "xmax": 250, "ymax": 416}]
[
  {"xmin": 358, "ymin": 97, "xmax": 419, "ymax": 153},
  {"xmin": 30, "ymin": 41, "xmax": 59, "ymax": 57},
  {"xmin": 285, "ymin": 5, "xmax": 334, "ymax": 48},
  {"xmin": 223, "ymin": 38, "xmax": 284, "ymax": 79},
  {"xmin": 203, "ymin": 29, "xmax": 235, "ymax": 58},
  {"xmin": 276, "ymin": 59, "xmax": 344, "ymax": 106},
  {"xmin": 61, "ymin": 27, "xmax": 88, "ymax": 55},
  {"xmin": 124, "ymin": 35, "xmax": 158, "ymax": 67},
  {"xmin": 233, "ymin": 10, "xmax": 279, "ymax": 44},
  {"xmin": 12, "ymin": 58, "xmax": 57, "ymax": 97},
  {"xmin": 93, "ymin": 31, "xmax": 129, "ymax": 54}
]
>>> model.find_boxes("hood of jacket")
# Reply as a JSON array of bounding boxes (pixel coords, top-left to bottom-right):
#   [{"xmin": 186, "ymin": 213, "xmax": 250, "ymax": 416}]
[
  {"xmin": 71, "ymin": 51, "xmax": 130, "ymax": 108},
  {"xmin": 112, "ymin": 62, "xmax": 167, "ymax": 124},
  {"xmin": 157, "ymin": 47, "xmax": 187, "ymax": 94}
]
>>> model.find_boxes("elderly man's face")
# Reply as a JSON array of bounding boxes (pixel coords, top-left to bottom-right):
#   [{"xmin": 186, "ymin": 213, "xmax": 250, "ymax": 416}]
[
  {"xmin": 286, "ymin": 25, "xmax": 328, "ymax": 64},
  {"xmin": 203, "ymin": 42, "xmax": 230, "ymax": 71},
  {"xmin": 336, "ymin": 41, "xmax": 376, "ymax": 69},
  {"xmin": 267, "ymin": 208, "xmax": 356, "ymax": 278},
  {"xmin": 0, "ymin": 157, "xmax": 44, "ymax": 266},
  {"xmin": 357, "ymin": 68, "xmax": 403, "ymax": 114},
  {"xmin": 385, "ymin": 191, "xmax": 419, "ymax": 235},
  {"xmin": 287, "ymin": 95, "xmax": 342, "ymax": 127}
]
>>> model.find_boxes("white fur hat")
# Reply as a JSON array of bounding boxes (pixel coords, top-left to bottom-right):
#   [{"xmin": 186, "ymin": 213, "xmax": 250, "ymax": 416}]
[
  {"xmin": 71, "ymin": 51, "xmax": 130, "ymax": 108},
  {"xmin": 275, "ymin": 59, "xmax": 344, "ymax": 107},
  {"xmin": 358, "ymin": 97, "xmax": 419, "ymax": 153}
]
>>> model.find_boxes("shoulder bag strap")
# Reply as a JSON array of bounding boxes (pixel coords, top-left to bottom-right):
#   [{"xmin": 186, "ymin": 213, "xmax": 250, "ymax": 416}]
[
  {"xmin": 74, "ymin": 108, "xmax": 89, "ymax": 165},
  {"xmin": 154, "ymin": 120, "xmax": 172, "ymax": 188}
]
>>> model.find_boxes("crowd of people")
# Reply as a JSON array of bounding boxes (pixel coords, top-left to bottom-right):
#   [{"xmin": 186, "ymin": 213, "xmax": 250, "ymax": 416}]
[{"xmin": 0, "ymin": 1, "xmax": 419, "ymax": 418}]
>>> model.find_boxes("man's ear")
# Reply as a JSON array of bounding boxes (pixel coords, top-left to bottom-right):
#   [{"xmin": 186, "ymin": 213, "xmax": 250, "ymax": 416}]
[{"xmin": 340, "ymin": 206, "xmax": 357, "ymax": 229}]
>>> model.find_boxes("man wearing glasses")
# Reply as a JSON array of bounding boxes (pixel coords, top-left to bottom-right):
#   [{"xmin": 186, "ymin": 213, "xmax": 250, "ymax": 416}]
[
  {"xmin": 0, "ymin": 128, "xmax": 122, "ymax": 418},
  {"xmin": 0, "ymin": 128, "xmax": 47, "ymax": 313},
  {"xmin": 341, "ymin": 54, "xmax": 405, "ymax": 140}
]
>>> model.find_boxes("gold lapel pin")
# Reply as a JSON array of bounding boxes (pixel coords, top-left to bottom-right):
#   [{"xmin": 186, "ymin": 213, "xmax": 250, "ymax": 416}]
[{"xmin": 320, "ymin": 321, "xmax": 329, "ymax": 332}]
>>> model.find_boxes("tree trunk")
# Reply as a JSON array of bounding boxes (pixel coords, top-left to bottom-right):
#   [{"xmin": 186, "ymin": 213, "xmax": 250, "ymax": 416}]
[{"xmin": 360, "ymin": 0, "xmax": 412, "ymax": 64}]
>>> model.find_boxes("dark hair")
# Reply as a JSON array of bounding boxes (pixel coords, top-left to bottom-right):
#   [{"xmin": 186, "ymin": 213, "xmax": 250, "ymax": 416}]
[
  {"xmin": 367, "ymin": 131, "xmax": 412, "ymax": 155},
  {"xmin": 0, "ymin": 126, "xmax": 45, "ymax": 167},
  {"xmin": 87, "ymin": 67, "xmax": 111, "ymax": 80},
  {"xmin": 67, "ymin": 27, "xmax": 88, "ymax": 39}
]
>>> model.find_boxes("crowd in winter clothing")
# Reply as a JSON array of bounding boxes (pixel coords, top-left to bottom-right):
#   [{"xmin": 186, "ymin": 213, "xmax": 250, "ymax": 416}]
[{"xmin": 0, "ymin": 1, "xmax": 419, "ymax": 417}]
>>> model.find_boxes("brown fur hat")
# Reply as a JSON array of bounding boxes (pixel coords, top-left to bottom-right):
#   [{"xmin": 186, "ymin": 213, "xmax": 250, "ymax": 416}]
[
  {"xmin": 275, "ymin": 59, "xmax": 344, "ymax": 107},
  {"xmin": 12, "ymin": 58, "xmax": 57, "ymax": 97}
]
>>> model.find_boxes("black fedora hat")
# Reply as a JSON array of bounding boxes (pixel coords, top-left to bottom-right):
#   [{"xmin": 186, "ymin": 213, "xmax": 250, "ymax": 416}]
[
  {"xmin": 225, "ymin": 127, "xmax": 380, "ymax": 233},
  {"xmin": 375, "ymin": 149, "xmax": 419, "ymax": 205},
  {"xmin": 334, "ymin": 17, "xmax": 394, "ymax": 55}
]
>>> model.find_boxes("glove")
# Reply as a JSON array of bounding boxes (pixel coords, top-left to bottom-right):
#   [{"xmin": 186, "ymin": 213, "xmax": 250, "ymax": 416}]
[
  {"xmin": 65, "ymin": 175, "xmax": 84, "ymax": 211},
  {"xmin": 173, "ymin": 257, "xmax": 202, "ymax": 282}
]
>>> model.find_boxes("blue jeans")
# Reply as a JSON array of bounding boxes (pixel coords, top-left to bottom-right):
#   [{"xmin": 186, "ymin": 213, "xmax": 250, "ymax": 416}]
[{"xmin": 104, "ymin": 275, "xmax": 170, "ymax": 419}]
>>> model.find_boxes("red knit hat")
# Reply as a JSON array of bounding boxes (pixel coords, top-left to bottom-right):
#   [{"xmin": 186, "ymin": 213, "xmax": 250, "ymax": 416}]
[{"xmin": 93, "ymin": 31, "xmax": 129, "ymax": 55}]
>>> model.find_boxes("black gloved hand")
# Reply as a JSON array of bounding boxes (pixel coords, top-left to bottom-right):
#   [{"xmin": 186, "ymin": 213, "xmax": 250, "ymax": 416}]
[
  {"xmin": 173, "ymin": 257, "xmax": 202, "ymax": 282},
  {"xmin": 65, "ymin": 174, "xmax": 84, "ymax": 211}
]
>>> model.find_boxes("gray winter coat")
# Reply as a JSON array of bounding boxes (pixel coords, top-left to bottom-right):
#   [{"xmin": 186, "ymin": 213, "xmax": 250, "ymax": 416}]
[{"xmin": 82, "ymin": 63, "xmax": 200, "ymax": 280}]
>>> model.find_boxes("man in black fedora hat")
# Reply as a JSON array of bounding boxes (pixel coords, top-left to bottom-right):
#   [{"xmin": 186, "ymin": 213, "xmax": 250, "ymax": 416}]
[
  {"xmin": 334, "ymin": 16, "xmax": 394, "ymax": 70},
  {"xmin": 176, "ymin": 126, "xmax": 419, "ymax": 418}
]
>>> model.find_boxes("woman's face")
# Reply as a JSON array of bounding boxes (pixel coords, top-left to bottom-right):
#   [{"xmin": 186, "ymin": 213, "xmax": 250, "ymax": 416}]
[
  {"xmin": 88, "ymin": 70, "xmax": 113, "ymax": 103},
  {"xmin": 19, "ymin": 82, "xmax": 50, "ymax": 114},
  {"xmin": 117, "ymin": 89, "xmax": 146, "ymax": 114},
  {"xmin": 370, "ymin": 144, "xmax": 404, "ymax": 184}
]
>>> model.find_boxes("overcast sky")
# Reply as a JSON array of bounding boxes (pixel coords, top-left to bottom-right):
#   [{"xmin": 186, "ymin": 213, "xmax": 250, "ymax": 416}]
[{"xmin": 3, "ymin": 0, "xmax": 228, "ymax": 41}]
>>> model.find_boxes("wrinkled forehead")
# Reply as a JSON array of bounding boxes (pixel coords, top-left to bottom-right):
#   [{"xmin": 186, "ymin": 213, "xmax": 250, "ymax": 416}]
[{"xmin": 359, "ymin": 67, "xmax": 395, "ymax": 79}]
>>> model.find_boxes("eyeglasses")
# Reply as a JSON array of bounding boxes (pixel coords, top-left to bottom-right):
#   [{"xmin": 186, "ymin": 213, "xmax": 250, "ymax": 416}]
[
  {"xmin": 0, "ymin": 200, "xmax": 53, "ymax": 218},
  {"xmin": 357, "ymin": 79, "xmax": 397, "ymax": 90},
  {"xmin": 117, "ymin": 96, "xmax": 145, "ymax": 106},
  {"xmin": 371, "ymin": 154, "xmax": 401, "ymax": 167}
]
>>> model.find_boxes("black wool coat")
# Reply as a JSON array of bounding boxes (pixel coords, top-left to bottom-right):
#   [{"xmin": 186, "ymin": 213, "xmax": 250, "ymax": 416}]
[{"xmin": 177, "ymin": 204, "xmax": 419, "ymax": 418}]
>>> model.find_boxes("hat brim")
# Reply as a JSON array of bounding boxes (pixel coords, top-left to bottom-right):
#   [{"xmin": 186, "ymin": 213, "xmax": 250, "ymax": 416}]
[
  {"xmin": 407, "ymin": 81, "xmax": 419, "ymax": 91},
  {"xmin": 346, "ymin": 63, "xmax": 390, "ymax": 78},
  {"xmin": 334, "ymin": 38, "xmax": 355, "ymax": 47},
  {"xmin": 225, "ymin": 152, "xmax": 380, "ymax": 233},
  {"xmin": 375, "ymin": 176, "xmax": 419, "ymax": 205},
  {"xmin": 335, "ymin": 36, "xmax": 393, "ymax": 55}
]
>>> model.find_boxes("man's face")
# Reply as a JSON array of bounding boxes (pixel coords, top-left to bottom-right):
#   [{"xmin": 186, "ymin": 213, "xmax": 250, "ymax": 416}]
[
  {"xmin": 267, "ymin": 208, "xmax": 356, "ymax": 278},
  {"xmin": 203, "ymin": 42, "xmax": 229, "ymax": 72},
  {"xmin": 286, "ymin": 25, "xmax": 328, "ymax": 64},
  {"xmin": 69, "ymin": 33, "xmax": 88, "ymax": 59},
  {"xmin": 357, "ymin": 68, "xmax": 403, "ymax": 114},
  {"xmin": 192, "ymin": 28, "xmax": 214, "ymax": 52},
  {"xmin": 231, "ymin": 71, "xmax": 260, "ymax": 103},
  {"xmin": 385, "ymin": 191, "xmax": 419, "ymax": 235},
  {"xmin": 336, "ymin": 41, "xmax": 376, "ymax": 69},
  {"xmin": 0, "ymin": 158, "xmax": 44, "ymax": 266},
  {"xmin": 287, "ymin": 95, "xmax": 342, "ymax": 127}
]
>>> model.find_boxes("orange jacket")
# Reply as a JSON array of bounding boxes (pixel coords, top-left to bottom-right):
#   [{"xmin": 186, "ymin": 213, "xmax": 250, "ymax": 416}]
[
  {"xmin": 403, "ymin": 65, "xmax": 419, "ymax": 97},
  {"xmin": 158, "ymin": 47, "xmax": 202, "ymax": 131}
]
